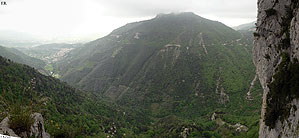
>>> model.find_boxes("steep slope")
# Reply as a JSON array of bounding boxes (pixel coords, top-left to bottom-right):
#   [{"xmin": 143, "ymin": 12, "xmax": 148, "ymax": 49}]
[
  {"xmin": 254, "ymin": 0, "xmax": 299, "ymax": 137},
  {"xmin": 233, "ymin": 21, "xmax": 256, "ymax": 31},
  {"xmin": 0, "ymin": 56, "xmax": 151, "ymax": 137},
  {"xmin": 0, "ymin": 46, "xmax": 46, "ymax": 70},
  {"xmin": 57, "ymin": 12, "xmax": 262, "ymax": 137}
]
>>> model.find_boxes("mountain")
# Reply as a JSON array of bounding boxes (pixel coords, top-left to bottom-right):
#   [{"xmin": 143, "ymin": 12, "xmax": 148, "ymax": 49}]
[
  {"xmin": 0, "ymin": 53, "xmax": 248, "ymax": 138},
  {"xmin": 254, "ymin": 1, "xmax": 299, "ymax": 137},
  {"xmin": 0, "ymin": 30, "xmax": 102, "ymax": 47},
  {"xmin": 233, "ymin": 22, "xmax": 256, "ymax": 31},
  {"xmin": 0, "ymin": 55, "xmax": 151, "ymax": 137},
  {"xmin": 0, "ymin": 46, "xmax": 46, "ymax": 71},
  {"xmin": 0, "ymin": 30, "xmax": 43, "ymax": 47},
  {"xmin": 55, "ymin": 12, "xmax": 262, "ymax": 137}
]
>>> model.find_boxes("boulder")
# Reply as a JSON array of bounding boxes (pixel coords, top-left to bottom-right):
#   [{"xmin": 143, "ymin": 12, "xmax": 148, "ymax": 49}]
[{"xmin": 0, "ymin": 117, "xmax": 19, "ymax": 137}]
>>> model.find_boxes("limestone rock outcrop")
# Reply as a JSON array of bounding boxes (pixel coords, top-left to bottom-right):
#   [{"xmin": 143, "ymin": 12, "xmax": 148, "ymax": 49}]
[
  {"xmin": 0, "ymin": 113, "xmax": 50, "ymax": 138},
  {"xmin": 29, "ymin": 113, "xmax": 50, "ymax": 138},
  {"xmin": 254, "ymin": 0, "xmax": 299, "ymax": 137},
  {"xmin": 0, "ymin": 117, "xmax": 19, "ymax": 137}
]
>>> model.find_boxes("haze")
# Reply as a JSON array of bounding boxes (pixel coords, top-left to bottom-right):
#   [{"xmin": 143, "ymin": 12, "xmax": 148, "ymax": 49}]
[{"xmin": 0, "ymin": 0, "xmax": 257, "ymax": 43}]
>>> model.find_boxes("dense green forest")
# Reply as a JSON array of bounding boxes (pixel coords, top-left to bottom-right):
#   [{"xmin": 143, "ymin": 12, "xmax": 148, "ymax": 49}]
[
  {"xmin": 0, "ymin": 54, "xmax": 260, "ymax": 137},
  {"xmin": 0, "ymin": 56, "xmax": 152, "ymax": 137}
]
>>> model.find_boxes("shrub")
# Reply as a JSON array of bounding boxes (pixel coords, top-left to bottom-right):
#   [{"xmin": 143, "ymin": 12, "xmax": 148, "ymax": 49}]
[{"xmin": 8, "ymin": 105, "xmax": 34, "ymax": 135}]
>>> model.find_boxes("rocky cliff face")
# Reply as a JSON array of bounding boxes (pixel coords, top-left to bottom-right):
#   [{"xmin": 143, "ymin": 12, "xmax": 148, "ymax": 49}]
[{"xmin": 254, "ymin": 0, "xmax": 299, "ymax": 137}]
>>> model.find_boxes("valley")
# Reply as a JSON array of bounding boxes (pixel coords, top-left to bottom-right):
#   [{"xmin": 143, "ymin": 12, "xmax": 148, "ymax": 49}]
[
  {"xmin": 15, "ymin": 43, "xmax": 82, "ymax": 77},
  {"xmin": 1, "ymin": 0, "xmax": 299, "ymax": 137},
  {"xmin": 0, "ymin": 12, "xmax": 262, "ymax": 137}
]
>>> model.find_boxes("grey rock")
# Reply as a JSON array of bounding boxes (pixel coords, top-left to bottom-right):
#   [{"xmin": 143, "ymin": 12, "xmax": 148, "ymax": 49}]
[
  {"xmin": 254, "ymin": 0, "xmax": 299, "ymax": 137},
  {"xmin": 0, "ymin": 117, "xmax": 19, "ymax": 137},
  {"xmin": 29, "ymin": 113, "xmax": 50, "ymax": 138}
]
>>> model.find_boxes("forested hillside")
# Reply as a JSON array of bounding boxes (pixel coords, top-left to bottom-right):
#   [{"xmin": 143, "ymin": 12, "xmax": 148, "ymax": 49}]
[
  {"xmin": 0, "ymin": 56, "xmax": 152, "ymax": 137},
  {"xmin": 51, "ymin": 13, "xmax": 263, "ymax": 137},
  {"xmin": 0, "ymin": 46, "xmax": 45, "ymax": 70}
]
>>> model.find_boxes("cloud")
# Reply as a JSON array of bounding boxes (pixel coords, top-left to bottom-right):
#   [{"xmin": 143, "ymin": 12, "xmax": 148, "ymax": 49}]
[
  {"xmin": 94, "ymin": 0, "xmax": 193, "ymax": 17},
  {"xmin": 0, "ymin": 0, "xmax": 257, "ymax": 42},
  {"xmin": 93, "ymin": 0, "xmax": 257, "ymax": 19}
]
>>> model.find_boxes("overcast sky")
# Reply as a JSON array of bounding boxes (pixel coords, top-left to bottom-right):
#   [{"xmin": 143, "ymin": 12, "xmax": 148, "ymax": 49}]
[{"xmin": 0, "ymin": 0, "xmax": 257, "ymax": 42}]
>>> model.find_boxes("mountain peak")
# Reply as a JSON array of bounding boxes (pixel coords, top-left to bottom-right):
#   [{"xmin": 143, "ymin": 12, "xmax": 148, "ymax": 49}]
[{"xmin": 155, "ymin": 12, "xmax": 200, "ymax": 19}]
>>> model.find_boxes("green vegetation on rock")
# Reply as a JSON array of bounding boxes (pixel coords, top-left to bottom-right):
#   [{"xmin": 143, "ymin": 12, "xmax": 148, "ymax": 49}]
[
  {"xmin": 8, "ymin": 105, "xmax": 34, "ymax": 136},
  {"xmin": 265, "ymin": 53, "xmax": 299, "ymax": 129}
]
